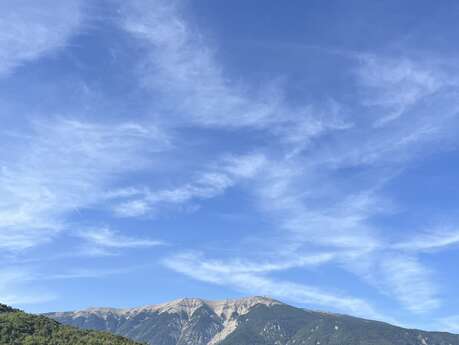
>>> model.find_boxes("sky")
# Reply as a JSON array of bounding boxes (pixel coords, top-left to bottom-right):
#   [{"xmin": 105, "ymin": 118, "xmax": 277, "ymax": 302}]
[{"xmin": 1, "ymin": 0, "xmax": 459, "ymax": 333}]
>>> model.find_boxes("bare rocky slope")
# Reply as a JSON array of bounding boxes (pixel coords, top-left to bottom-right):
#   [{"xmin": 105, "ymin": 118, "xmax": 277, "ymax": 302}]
[{"xmin": 46, "ymin": 296, "xmax": 459, "ymax": 345}]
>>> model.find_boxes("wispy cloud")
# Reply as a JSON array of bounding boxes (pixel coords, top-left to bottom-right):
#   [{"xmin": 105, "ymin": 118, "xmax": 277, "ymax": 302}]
[
  {"xmin": 166, "ymin": 251, "xmax": 334, "ymax": 276},
  {"xmin": 393, "ymin": 228, "xmax": 459, "ymax": 253},
  {"xmin": 3, "ymin": 0, "xmax": 459, "ymax": 324},
  {"xmin": 0, "ymin": 118, "xmax": 169, "ymax": 251},
  {"xmin": 164, "ymin": 251, "xmax": 386, "ymax": 320},
  {"xmin": 117, "ymin": 0, "xmax": 459, "ymax": 320},
  {"xmin": 120, "ymin": 0, "xmax": 281, "ymax": 128},
  {"xmin": 109, "ymin": 153, "xmax": 266, "ymax": 217},
  {"xmin": 251, "ymin": 158, "xmax": 445, "ymax": 314},
  {"xmin": 78, "ymin": 227, "xmax": 163, "ymax": 250},
  {"xmin": 356, "ymin": 55, "xmax": 448, "ymax": 126},
  {"xmin": 378, "ymin": 255, "xmax": 440, "ymax": 313},
  {"xmin": 250, "ymin": 158, "xmax": 385, "ymax": 252},
  {"xmin": 119, "ymin": 0, "xmax": 348, "ymax": 150},
  {"xmin": 0, "ymin": 0, "xmax": 84, "ymax": 75},
  {"xmin": 43, "ymin": 266, "xmax": 140, "ymax": 280}
]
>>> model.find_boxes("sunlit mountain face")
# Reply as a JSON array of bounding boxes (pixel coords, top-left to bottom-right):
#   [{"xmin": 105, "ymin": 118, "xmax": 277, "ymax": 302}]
[
  {"xmin": 47, "ymin": 297, "xmax": 459, "ymax": 345},
  {"xmin": 2, "ymin": 0, "xmax": 459, "ymax": 335}
]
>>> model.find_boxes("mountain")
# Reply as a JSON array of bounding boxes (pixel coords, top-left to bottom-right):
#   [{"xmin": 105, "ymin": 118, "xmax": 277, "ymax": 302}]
[
  {"xmin": 46, "ymin": 296, "xmax": 459, "ymax": 345},
  {"xmin": 0, "ymin": 302, "xmax": 143, "ymax": 345}
]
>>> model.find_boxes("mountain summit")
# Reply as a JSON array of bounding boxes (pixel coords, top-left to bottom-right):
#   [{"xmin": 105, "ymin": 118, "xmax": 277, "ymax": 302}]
[
  {"xmin": 64, "ymin": 296, "xmax": 280, "ymax": 319},
  {"xmin": 136, "ymin": 296, "xmax": 280, "ymax": 317},
  {"xmin": 47, "ymin": 296, "xmax": 459, "ymax": 345},
  {"xmin": 48, "ymin": 296, "xmax": 281, "ymax": 345}
]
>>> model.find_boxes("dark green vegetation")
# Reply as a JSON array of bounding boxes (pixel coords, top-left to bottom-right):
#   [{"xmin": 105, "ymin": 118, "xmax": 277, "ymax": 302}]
[
  {"xmin": 221, "ymin": 304, "xmax": 459, "ymax": 345},
  {"xmin": 47, "ymin": 298, "xmax": 459, "ymax": 345},
  {"xmin": 0, "ymin": 303, "xmax": 143, "ymax": 345}
]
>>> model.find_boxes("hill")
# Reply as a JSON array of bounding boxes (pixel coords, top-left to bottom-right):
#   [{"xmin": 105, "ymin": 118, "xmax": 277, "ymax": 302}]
[
  {"xmin": 46, "ymin": 296, "xmax": 459, "ymax": 345},
  {"xmin": 0, "ymin": 303, "xmax": 143, "ymax": 345}
]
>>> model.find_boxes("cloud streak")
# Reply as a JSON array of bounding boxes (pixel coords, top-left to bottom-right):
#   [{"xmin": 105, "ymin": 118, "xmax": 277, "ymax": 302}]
[
  {"xmin": 109, "ymin": 153, "xmax": 266, "ymax": 217},
  {"xmin": 356, "ymin": 55, "xmax": 448, "ymax": 126},
  {"xmin": 379, "ymin": 255, "xmax": 440, "ymax": 313},
  {"xmin": 164, "ymin": 251, "xmax": 386, "ymax": 320},
  {"xmin": 78, "ymin": 227, "xmax": 163, "ymax": 251},
  {"xmin": 394, "ymin": 228, "xmax": 459, "ymax": 253},
  {"xmin": 120, "ymin": 0, "xmax": 348, "ymax": 151},
  {"xmin": 0, "ymin": 118, "xmax": 169, "ymax": 251},
  {"xmin": 0, "ymin": 0, "xmax": 84, "ymax": 75},
  {"xmin": 117, "ymin": 0, "xmax": 459, "ymax": 320}
]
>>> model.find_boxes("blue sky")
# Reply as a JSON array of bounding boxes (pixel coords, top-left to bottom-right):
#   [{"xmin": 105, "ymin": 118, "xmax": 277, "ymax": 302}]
[{"xmin": 2, "ymin": 0, "xmax": 459, "ymax": 332}]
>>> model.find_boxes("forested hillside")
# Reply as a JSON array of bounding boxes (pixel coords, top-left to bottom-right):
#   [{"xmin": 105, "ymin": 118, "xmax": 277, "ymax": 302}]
[{"xmin": 0, "ymin": 303, "xmax": 143, "ymax": 345}]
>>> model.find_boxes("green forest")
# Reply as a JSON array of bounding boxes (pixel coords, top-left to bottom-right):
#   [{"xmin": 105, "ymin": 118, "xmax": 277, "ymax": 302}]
[{"xmin": 0, "ymin": 303, "xmax": 143, "ymax": 345}]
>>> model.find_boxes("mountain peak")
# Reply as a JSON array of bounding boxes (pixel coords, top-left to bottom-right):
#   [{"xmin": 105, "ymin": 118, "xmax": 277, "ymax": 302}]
[
  {"xmin": 206, "ymin": 296, "xmax": 281, "ymax": 318},
  {"xmin": 135, "ymin": 297, "xmax": 206, "ymax": 316},
  {"xmin": 47, "ymin": 297, "xmax": 459, "ymax": 345},
  {"xmin": 52, "ymin": 296, "xmax": 282, "ymax": 320},
  {"xmin": 129, "ymin": 296, "xmax": 282, "ymax": 318}
]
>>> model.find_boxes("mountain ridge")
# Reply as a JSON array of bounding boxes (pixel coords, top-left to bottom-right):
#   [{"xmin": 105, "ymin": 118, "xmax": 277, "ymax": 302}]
[
  {"xmin": 47, "ymin": 296, "xmax": 459, "ymax": 345},
  {"xmin": 51, "ymin": 296, "xmax": 282, "ymax": 319}
]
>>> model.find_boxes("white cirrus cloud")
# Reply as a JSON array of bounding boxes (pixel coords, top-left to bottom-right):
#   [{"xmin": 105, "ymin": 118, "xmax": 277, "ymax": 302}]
[
  {"xmin": 393, "ymin": 228, "xmax": 459, "ymax": 253},
  {"xmin": 119, "ymin": 0, "xmax": 349, "ymax": 151},
  {"xmin": 355, "ymin": 55, "xmax": 449, "ymax": 126},
  {"xmin": 78, "ymin": 227, "xmax": 164, "ymax": 250},
  {"xmin": 164, "ymin": 251, "xmax": 389, "ymax": 321},
  {"xmin": 0, "ymin": 0, "xmax": 84, "ymax": 75},
  {"xmin": 378, "ymin": 254, "xmax": 440, "ymax": 313},
  {"xmin": 0, "ymin": 118, "xmax": 170, "ymax": 251},
  {"xmin": 109, "ymin": 153, "xmax": 267, "ymax": 217}
]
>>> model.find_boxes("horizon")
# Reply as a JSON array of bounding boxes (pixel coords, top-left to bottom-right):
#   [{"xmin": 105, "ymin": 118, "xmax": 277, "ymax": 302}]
[
  {"xmin": 2, "ymin": 0, "xmax": 459, "ymax": 334},
  {"xmin": 41, "ymin": 295, "xmax": 459, "ymax": 334}
]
